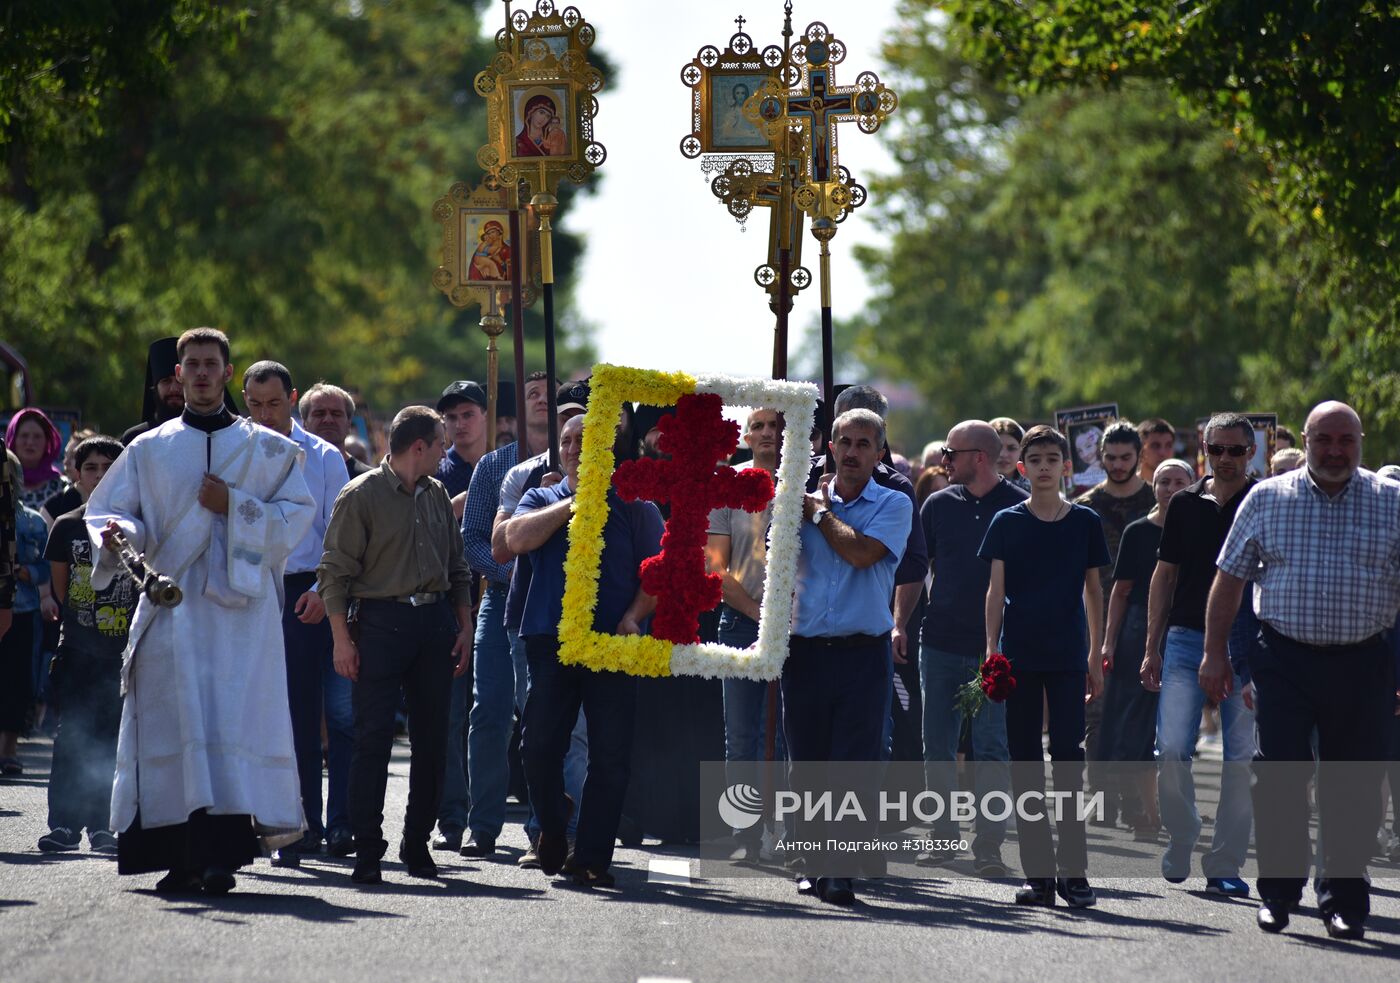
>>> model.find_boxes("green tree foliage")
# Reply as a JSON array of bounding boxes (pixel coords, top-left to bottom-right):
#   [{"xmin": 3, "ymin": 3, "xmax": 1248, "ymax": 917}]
[
  {"xmin": 936, "ymin": 0, "xmax": 1400, "ymax": 453},
  {"xmin": 946, "ymin": 1, "xmax": 1399, "ymax": 273},
  {"xmin": 2, "ymin": 1, "xmax": 595, "ymax": 430},
  {"xmin": 850, "ymin": 7, "xmax": 1385, "ymax": 451}
]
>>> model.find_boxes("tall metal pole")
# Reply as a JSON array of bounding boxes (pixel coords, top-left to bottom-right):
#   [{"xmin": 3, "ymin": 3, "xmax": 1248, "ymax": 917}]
[
  {"xmin": 771, "ymin": 160, "xmax": 793, "ymax": 380},
  {"xmin": 815, "ymin": 217, "xmax": 836, "ymax": 450},
  {"xmin": 480, "ymin": 290, "xmax": 505, "ymax": 452},
  {"xmin": 771, "ymin": 0, "xmax": 796, "ymax": 382},
  {"xmin": 509, "ymin": 197, "xmax": 528, "ymax": 446},
  {"xmin": 534, "ymin": 172, "xmax": 561, "ymax": 472}
]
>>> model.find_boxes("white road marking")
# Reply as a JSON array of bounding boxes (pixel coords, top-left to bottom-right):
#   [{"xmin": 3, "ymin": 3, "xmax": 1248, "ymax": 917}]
[{"xmin": 647, "ymin": 858, "xmax": 692, "ymax": 885}]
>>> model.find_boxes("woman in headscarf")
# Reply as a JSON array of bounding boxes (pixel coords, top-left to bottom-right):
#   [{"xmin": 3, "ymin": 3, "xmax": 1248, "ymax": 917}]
[{"xmin": 6, "ymin": 408, "xmax": 67, "ymax": 514}]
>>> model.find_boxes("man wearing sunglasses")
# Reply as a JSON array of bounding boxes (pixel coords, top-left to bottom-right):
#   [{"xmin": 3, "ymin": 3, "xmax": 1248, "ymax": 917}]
[
  {"xmin": 917, "ymin": 421, "xmax": 1026, "ymax": 875},
  {"xmin": 1205, "ymin": 401, "xmax": 1400, "ymax": 941},
  {"xmin": 1140, "ymin": 412, "xmax": 1258, "ymax": 899}
]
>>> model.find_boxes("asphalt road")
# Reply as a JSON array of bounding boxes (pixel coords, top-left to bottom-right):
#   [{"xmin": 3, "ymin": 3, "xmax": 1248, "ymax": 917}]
[{"xmin": 3, "ymin": 737, "xmax": 1399, "ymax": 983}]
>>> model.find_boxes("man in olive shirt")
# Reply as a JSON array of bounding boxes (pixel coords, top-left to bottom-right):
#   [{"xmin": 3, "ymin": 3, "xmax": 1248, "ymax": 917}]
[{"xmin": 319, "ymin": 405, "xmax": 474, "ymax": 885}]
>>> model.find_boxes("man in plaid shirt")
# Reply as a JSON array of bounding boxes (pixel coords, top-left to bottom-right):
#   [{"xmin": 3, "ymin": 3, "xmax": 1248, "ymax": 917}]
[{"xmin": 1202, "ymin": 400, "xmax": 1400, "ymax": 941}]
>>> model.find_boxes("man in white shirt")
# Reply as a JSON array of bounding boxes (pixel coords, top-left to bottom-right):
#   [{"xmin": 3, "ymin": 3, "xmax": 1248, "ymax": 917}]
[{"xmin": 244, "ymin": 359, "xmax": 351, "ymax": 863}]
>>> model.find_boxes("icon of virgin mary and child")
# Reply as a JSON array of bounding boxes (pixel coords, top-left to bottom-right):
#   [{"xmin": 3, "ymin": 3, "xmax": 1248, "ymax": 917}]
[
  {"xmin": 468, "ymin": 220, "xmax": 511, "ymax": 281},
  {"xmin": 515, "ymin": 91, "xmax": 569, "ymax": 158}
]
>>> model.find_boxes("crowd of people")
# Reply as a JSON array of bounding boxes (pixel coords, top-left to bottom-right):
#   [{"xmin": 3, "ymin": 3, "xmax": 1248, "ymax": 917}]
[{"xmin": 1, "ymin": 327, "xmax": 1398, "ymax": 943}]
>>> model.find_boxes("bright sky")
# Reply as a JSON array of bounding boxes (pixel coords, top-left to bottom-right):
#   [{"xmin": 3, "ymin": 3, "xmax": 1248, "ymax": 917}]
[{"xmin": 491, "ymin": 3, "xmax": 902, "ymax": 380}]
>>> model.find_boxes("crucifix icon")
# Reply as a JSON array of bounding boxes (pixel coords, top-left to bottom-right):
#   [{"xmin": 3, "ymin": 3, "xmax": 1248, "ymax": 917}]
[
  {"xmin": 748, "ymin": 22, "xmax": 897, "ymax": 187},
  {"xmin": 734, "ymin": 14, "xmax": 746, "ymax": 31}
]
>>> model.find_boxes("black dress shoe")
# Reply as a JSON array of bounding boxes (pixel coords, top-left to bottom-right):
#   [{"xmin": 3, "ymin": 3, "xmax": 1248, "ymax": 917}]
[
  {"xmin": 571, "ymin": 866, "xmax": 616, "ymax": 889},
  {"xmin": 294, "ymin": 831, "xmax": 324, "ymax": 854},
  {"xmin": 398, "ymin": 838, "xmax": 438, "ymax": 878},
  {"xmin": 1324, "ymin": 912, "xmax": 1364, "ymax": 941},
  {"xmin": 270, "ymin": 848, "xmax": 301, "ymax": 868},
  {"xmin": 816, "ymin": 877, "xmax": 856, "ymax": 906},
  {"xmin": 325, "ymin": 828, "xmax": 355, "ymax": 857},
  {"xmin": 201, "ymin": 867, "xmax": 236, "ymax": 895},
  {"xmin": 459, "ymin": 834, "xmax": 496, "ymax": 858},
  {"xmin": 1014, "ymin": 878, "xmax": 1056, "ymax": 907},
  {"xmin": 432, "ymin": 829, "xmax": 463, "ymax": 852},
  {"xmin": 537, "ymin": 830, "xmax": 568, "ymax": 876},
  {"xmin": 1256, "ymin": 904, "xmax": 1289, "ymax": 933},
  {"xmin": 351, "ymin": 856, "xmax": 382, "ymax": 885},
  {"xmin": 154, "ymin": 870, "xmax": 204, "ymax": 894}
]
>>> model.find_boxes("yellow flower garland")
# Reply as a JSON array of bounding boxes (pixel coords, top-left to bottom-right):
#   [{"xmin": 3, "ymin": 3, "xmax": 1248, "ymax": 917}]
[{"xmin": 557, "ymin": 364, "xmax": 697, "ymax": 677}]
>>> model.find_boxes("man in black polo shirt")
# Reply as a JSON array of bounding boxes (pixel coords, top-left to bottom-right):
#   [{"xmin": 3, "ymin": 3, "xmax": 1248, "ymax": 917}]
[
  {"xmin": 1140, "ymin": 412, "xmax": 1257, "ymax": 896},
  {"xmin": 918, "ymin": 420, "xmax": 1027, "ymax": 875}
]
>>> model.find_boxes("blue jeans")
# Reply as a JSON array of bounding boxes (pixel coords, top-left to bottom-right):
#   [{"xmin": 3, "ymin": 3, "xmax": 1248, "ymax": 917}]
[
  {"xmin": 516, "ymin": 627, "xmax": 585, "ymax": 840},
  {"xmin": 719, "ymin": 607, "xmax": 785, "ymax": 843},
  {"xmin": 282, "ymin": 572, "xmax": 353, "ymax": 839},
  {"xmin": 919, "ymin": 646, "xmax": 1010, "ymax": 858},
  {"xmin": 467, "ymin": 583, "xmax": 519, "ymax": 839},
  {"xmin": 1156, "ymin": 626, "xmax": 1255, "ymax": 878}
]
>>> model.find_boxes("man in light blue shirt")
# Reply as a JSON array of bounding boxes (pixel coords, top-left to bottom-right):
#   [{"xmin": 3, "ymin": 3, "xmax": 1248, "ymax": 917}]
[
  {"xmin": 243, "ymin": 360, "xmax": 351, "ymax": 862},
  {"xmin": 786, "ymin": 408, "xmax": 910, "ymax": 907}
]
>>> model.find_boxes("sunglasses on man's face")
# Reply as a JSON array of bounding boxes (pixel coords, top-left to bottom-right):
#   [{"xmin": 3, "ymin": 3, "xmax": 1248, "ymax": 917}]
[
  {"xmin": 1206, "ymin": 443, "xmax": 1250, "ymax": 458},
  {"xmin": 940, "ymin": 446, "xmax": 979, "ymax": 460}
]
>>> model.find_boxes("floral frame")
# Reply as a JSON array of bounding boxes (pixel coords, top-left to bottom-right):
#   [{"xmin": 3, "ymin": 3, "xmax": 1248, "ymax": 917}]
[{"xmin": 557, "ymin": 364, "xmax": 817, "ymax": 680}]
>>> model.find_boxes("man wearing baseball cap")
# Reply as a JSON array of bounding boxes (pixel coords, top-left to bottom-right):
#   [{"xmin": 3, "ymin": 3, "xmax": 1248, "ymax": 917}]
[{"xmin": 435, "ymin": 381, "xmax": 489, "ymax": 501}]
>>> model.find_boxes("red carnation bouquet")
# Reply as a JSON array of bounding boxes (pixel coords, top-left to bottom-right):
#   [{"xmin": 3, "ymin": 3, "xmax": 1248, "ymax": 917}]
[{"xmin": 953, "ymin": 653, "xmax": 1016, "ymax": 733}]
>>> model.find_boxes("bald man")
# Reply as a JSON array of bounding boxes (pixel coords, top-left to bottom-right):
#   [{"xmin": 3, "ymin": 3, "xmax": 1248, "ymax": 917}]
[
  {"xmin": 1204, "ymin": 401, "xmax": 1400, "ymax": 941},
  {"xmin": 916, "ymin": 420, "xmax": 1026, "ymax": 874}
]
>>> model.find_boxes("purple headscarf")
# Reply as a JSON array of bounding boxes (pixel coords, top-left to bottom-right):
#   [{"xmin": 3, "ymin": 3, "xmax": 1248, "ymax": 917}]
[{"xmin": 5, "ymin": 407, "xmax": 63, "ymax": 488}]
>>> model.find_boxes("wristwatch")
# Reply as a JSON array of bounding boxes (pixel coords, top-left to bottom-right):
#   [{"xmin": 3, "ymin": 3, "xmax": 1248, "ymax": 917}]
[{"xmin": 811, "ymin": 506, "xmax": 830, "ymax": 527}]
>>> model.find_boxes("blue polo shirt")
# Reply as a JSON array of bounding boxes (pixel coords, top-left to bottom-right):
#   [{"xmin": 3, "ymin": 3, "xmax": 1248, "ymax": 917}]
[
  {"xmin": 516, "ymin": 483, "xmax": 664, "ymax": 637},
  {"xmin": 436, "ymin": 446, "xmax": 475, "ymax": 498},
  {"xmin": 792, "ymin": 477, "xmax": 911, "ymax": 637},
  {"xmin": 919, "ymin": 477, "xmax": 1028, "ymax": 659}
]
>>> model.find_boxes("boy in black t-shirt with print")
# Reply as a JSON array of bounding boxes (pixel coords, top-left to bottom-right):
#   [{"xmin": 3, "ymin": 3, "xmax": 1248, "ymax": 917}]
[
  {"xmin": 37, "ymin": 436, "xmax": 135, "ymax": 854},
  {"xmin": 980, "ymin": 425, "xmax": 1110, "ymax": 908}
]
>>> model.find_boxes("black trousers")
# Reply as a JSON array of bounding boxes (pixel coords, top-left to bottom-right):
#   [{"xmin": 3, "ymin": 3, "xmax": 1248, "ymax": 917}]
[
  {"xmin": 781, "ymin": 637, "xmax": 891, "ymax": 877},
  {"xmin": 348, "ymin": 598, "xmax": 457, "ymax": 856},
  {"xmin": 1006, "ymin": 668, "xmax": 1088, "ymax": 880},
  {"xmin": 0, "ymin": 610, "xmax": 34, "ymax": 733},
  {"xmin": 1252, "ymin": 626, "xmax": 1393, "ymax": 920},
  {"xmin": 521, "ymin": 634, "xmax": 636, "ymax": 872},
  {"xmin": 281, "ymin": 571, "xmax": 340, "ymax": 839},
  {"xmin": 47, "ymin": 646, "xmax": 122, "ymax": 833}
]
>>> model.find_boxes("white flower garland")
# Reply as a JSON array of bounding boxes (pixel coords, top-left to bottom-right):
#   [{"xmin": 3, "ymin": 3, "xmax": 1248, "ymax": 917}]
[{"xmin": 666, "ymin": 373, "xmax": 817, "ymax": 680}]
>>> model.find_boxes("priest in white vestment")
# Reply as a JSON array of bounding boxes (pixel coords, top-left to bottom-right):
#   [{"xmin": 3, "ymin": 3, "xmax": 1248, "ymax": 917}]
[{"xmin": 85, "ymin": 328, "xmax": 315, "ymax": 894}]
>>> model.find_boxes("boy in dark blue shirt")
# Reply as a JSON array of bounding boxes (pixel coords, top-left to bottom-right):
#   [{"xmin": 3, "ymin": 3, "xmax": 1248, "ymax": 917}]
[{"xmin": 980, "ymin": 425, "xmax": 1110, "ymax": 908}]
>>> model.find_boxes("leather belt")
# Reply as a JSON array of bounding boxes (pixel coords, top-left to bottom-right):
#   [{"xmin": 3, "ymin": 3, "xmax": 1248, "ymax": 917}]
[
  {"xmin": 790, "ymin": 632, "xmax": 891, "ymax": 649},
  {"xmin": 360, "ymin": 592, "xmax": 444, "ymax": 607}
]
